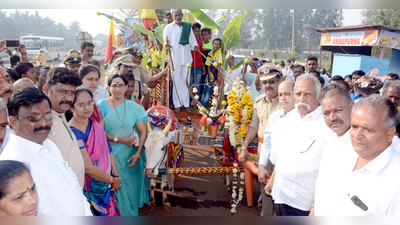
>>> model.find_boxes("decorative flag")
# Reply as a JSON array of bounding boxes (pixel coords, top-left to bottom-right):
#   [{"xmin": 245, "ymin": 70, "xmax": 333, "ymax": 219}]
[
  {"xmin": 104, "ymin": 14, "xmax": 116, "ymax": 64},
  {"xmin": 138, "ymin": 9, "xmax": 158, "ymax": 30}
]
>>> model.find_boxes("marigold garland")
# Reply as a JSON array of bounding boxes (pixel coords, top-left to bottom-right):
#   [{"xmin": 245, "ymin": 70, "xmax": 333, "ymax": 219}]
[{"xmin": 225, "ymin": 78, "xmax": 253, "ymax": 151}]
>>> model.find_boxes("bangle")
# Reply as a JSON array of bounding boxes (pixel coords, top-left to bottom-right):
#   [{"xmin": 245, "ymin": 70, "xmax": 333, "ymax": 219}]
[
  {"xmin": 109, "ymin": 176, "xmax": 113, "ymax": 184},
  {"xmin": 135, "ymin": 152, "xmax": 141, "ymax": 159},
  {"xmin": 241, "ymin": 146, "xmax": 247, "ymax": 150},
  {"xmin": 112, "ymin": 175, "xmax": 120, "ymax": 178},
  {"xmin": 21, "ymin": 54, "xmax": 27, "ymax": 57},
  {"xmin": 111, "ymin": 177, "xmax": 116, "ymax": 186}
]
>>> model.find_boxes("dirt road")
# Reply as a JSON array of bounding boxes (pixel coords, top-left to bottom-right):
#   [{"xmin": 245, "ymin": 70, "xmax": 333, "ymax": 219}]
[{"xmin": 139, "ymin": 144, "xmax": 261, "ymax": 216}]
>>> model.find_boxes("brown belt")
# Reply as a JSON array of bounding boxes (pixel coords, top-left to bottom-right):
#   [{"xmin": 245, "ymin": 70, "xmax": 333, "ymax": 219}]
[{"xmin": 259, "ymin": 137, "xmax": 264, "ymax": 143}]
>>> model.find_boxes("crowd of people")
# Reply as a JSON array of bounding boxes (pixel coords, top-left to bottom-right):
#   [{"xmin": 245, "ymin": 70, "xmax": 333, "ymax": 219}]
[{"xmin": 0, "ymin": 8, "xmax": 399, "ymax": 217}]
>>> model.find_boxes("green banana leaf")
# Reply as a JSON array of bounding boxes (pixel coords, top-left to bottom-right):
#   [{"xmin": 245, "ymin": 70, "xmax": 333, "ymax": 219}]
[
  {"xmin": 133, "ymin": 24, "xmax": 157, "ymax": 45},
  {"xmin": 223, "ymin": 11, "xmax": 248, "ymax": 51},
  {"xmin": 230, "ymin": 59, "xmax": 245, "ymax": 71},
  {"xmin": 183, "ymin": 12, "xmax": 197, "ymax": 24},
  {"xmin": 96, "ymin": 12, "xmax": 128, "ymax": 26},
  {"xmin": 215, "ymin": 16, "xmax": 227, "ymax": 24},
  {"xmin": 188, "ymin": 9, "xmax": 220, "ymax": 31},
  {"xmin": 142, "ymin": 52, "xmax": 149, "ymax": 68},
  {"xmin": 154, "ymin": 21, "xmax": 166, "ymax": 45},
  {"xmin": 160, "ymin": 44, "xmax": 167, "ymax": 69}
]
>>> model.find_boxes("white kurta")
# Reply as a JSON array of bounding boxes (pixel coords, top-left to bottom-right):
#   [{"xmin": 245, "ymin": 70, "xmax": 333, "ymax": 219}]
[
  {"xmin": 314, "ymin": 137, "xmax": 400, "ymax": 216},
  {"xmin": 259, "ymin": 108, "xmax": 286, "ymax": 167},
  {"xmin": 164, "ymin": 22, "xmax": 198, "ymax": 108},
  {"xmin": 271, "ymin": 106, "xmax": 330, "ymax": 211},
  {"xmin": 0, "ymin": 134, "xmax": 92, "ymax": 216},
  {"xmin": 224, "ymin": 66, "xmax": 242, "ymax": 95}
]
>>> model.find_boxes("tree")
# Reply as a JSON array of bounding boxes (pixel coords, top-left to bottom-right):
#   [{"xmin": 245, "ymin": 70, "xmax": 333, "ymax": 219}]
[
  {"xmin": 360, "ymin": 9, "xmax": 378, "ymax": 24},
  {"xmin": 373, "ymin": 9, "xmax": 400, "ymax": 29}
]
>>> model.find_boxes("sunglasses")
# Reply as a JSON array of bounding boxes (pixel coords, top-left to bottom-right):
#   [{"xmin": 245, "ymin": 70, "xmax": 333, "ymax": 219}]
[
  {"xmin": 17, "ymin": 112, "xmax": 54, "ymax": 123},
  {"xmin": 260, "ymin": 79, "xmax": 278, "ymax": 85}
]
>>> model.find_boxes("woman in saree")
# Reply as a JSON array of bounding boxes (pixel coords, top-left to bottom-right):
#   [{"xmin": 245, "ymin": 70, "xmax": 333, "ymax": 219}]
[
  {"xmin": 69, "ymin": 87, "xmax": 121, "ymax": 216},
  {"xmin": 97, "ymin": 74, "xmax": 148, "ymax": 216},
  {"xmin": 78, "ymin": 64, "xmax": 106, "ymax": 127}
]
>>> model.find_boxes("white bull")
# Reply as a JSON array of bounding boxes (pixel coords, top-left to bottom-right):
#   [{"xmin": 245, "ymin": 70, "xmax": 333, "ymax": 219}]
[{"xmin": 144, "ymin": 118, "xmax": 175, "ymax": 212}]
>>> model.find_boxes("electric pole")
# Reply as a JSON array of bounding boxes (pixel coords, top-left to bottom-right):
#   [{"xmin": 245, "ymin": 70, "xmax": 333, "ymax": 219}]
[{"xmin": 292, "ymin": 9, "xmax": 295, "ymax": 54}]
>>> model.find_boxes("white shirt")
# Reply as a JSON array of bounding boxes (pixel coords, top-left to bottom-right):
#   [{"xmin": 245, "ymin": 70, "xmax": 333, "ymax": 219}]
[
  {"xmin": 0, "ymin": 126, "xmax": 11, "ymax": 154},
  {"xmin": 224, "ymin": 66, "xmax": 242, "ymax": 95},
  {"xmin": 259, "ymin": 109, "xmax": 286, "ymax": 166},
  {"xmin": 315, "ymin": 140, "xmax": 400, "ymax": 216},
  {"xmin": 271, "ymin": 105, "xmax": 329, "ymax": 211},
  {"xmin": 392, "ymin": 136, "xmax": 400, "ymax": 154},
  {"xmin": 163, "ymin": 22, "xmax": 198, "ymax": 66},
  {"xmin": 0, "ymin": 133, "xmax": 92, "ymax": 216},
  {"xmin": 286, "ymin": 70, "xmax": 294, "ymax": 81},
  {"xmin": 321, "ymin": 74, "xmax": 329, "ymax": 88},
  {"xmin": 93, "ymin": 85, "xmax": 110, "ymax": 103},
  {"xmin": 281, "ymin": 67, "xmax": 287, "ymax": 77}
]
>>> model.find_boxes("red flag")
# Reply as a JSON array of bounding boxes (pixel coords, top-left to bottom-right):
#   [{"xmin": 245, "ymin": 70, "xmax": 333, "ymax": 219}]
[
  {"xmin": 139, "ymin": 9, "xmax": 157, "ymax": 30},
  {"xmin": 104, "ymin": 17, "xmax": 115, "ymax": 64}
]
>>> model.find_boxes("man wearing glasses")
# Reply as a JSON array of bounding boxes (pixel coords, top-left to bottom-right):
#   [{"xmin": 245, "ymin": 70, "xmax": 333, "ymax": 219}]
[
  {"xmin": 0, "ymin": 88, "xmax": 92, "ymax": 215},
  {"xmin": 265, "ymin": 74, "xmax": 329, "ymax": 216},
  {"xmin": 42, "ymin": 67, "xmax": 85, "ymax": 188},
  {"xmin": 239, "ymin": 64, "xmax": 282, "ymax": 216}
]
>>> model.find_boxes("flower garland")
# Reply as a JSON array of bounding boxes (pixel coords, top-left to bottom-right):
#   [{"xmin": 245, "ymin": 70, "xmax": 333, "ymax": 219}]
[
  {"xmin": 198, "ymin": 86, "xmax": 226, "ymax": 132},
  {"xmin": 225, "ymin": 78, "xmax": 253, "ymax": 152},
  {"xmin": 231, "ymin": 162, "xmax": 245, "ymax": 215},
  {"xmin": 225, "ymin": 77, "xmax": 252, "ymax": 215}
]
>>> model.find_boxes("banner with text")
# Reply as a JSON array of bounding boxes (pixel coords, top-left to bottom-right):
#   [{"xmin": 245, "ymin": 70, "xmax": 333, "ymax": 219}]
[
  {"xmin": 320, "ymin": 30, "xmax": 380, "ymax": 47},
  {"xmin": 378, "ymin": 30, "xmax": 400, "ymax": 50}
]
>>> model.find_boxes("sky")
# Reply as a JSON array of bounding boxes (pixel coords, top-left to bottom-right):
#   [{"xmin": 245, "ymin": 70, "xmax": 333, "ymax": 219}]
[{"xmin": 2, "ymin": 9, "xmax": 364, "ymax": 38}]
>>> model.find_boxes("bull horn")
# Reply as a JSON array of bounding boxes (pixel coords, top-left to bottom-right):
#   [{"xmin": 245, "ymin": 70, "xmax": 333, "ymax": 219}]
[
  {"xmin": 147, "ymin": 120, "xmax": 153, "ymax": 133},
  {"xmin": 162, "ymin": 118, "xmax": 172, "ymax": 136}
]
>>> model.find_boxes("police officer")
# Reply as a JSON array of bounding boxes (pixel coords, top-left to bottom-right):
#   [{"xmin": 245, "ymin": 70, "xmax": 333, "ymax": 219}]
[
  {"xmin": 62, "ymin": 50, "xmax": 82, "ymax": 74},
  {"xmin": 114, "ymin": 52, "xmax": 168, "ymax": 105},
  {"xmin": 239, "ymin": 63, "xmax": 282, "ymax": 216}
]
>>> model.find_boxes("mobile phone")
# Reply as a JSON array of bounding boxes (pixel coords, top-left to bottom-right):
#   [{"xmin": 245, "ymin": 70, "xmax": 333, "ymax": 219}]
[
  {"xmin": 350, "ymin": 195, "xmax": 368, "ymax": 211},
  {"xmin": 253, "ymin": 61, "xmax": 261, "ymax": 68},
  {"xmin": 6, "ymin": 40, "xmax": 19, "ymax": 47}
]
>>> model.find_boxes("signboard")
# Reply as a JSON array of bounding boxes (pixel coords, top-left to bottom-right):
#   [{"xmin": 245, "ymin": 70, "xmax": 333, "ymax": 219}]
[
  {"xmin": 320, "ymin": 30, "xmax": 380, "ymax": 46},
  {"xmin": 378, "ymin": 30, "xmax": 400, "ymax": 50},
  {"xmin": 124, "ymin": 18, "xmax": 146, "ymax": 50},
  {"xmin": 117, "ymin": 34, "xmax": 124, "ymax": 48}
]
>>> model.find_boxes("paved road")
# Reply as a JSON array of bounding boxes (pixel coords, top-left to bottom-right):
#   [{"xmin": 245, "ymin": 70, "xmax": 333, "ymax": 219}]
[
  {"xmin": 1, "ymin": 53, "xmax": 105, "ymax": 68},
  {"xmin": 138, "ymin": 144, "xmax": 262, "ymax": 216}
]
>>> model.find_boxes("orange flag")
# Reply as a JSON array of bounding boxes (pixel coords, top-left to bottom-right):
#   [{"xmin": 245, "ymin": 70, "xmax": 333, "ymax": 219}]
[
  {"xmin": 104, "ymin": 16, "xmax": 116, "ymax": 63},
  {"xmin": 139, "ymin": 9, "xmax": 157, "ymax": 30}
]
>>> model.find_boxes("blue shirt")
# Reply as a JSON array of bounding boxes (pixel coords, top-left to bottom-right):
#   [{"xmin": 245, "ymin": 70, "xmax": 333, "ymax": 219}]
[{"xmin": 350, "ymin": 89, "xmax": 362, "ymax": 101}]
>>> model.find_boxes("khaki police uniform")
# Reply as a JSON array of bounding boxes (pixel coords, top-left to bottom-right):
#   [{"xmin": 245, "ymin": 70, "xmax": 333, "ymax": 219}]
[{"xmin": 249, "ymin": 63, "xmax": 282, "ymax": 216}]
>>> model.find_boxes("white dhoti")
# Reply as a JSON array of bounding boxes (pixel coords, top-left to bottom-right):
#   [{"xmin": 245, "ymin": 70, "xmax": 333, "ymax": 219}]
[
  {"xmin": 172, "ymin": 65, "xmax": 190, "ymax": 108},
  {"xmin": 164, "ymin": 22, "xmax": 199, "ymax": 109}
]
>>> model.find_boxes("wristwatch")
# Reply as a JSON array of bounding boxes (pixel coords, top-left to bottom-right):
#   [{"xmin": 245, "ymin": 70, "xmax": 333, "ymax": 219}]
[{"xmin": 114, "ymin": 136, "xmax": 119, "ymax": 143}]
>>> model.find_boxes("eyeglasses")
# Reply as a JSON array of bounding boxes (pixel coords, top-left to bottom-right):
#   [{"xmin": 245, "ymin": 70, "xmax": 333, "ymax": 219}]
[
  {"xmin": 75, "ymin": 100, "xmax": 95, "ymax": 108},
  {"xmin": 261, "ymin": 79, "xmax": 278, "ymax": 85},
  {"xmin": 110, "ymin": 84, "xmax": 126, "ymax": 89},
  {"xmin": 56, "ymin": 89, "xmax": 76, "ymax": 97},
  {"xmin": 17, "ymin": 113, "xmax": 54, "ymax": 123}
]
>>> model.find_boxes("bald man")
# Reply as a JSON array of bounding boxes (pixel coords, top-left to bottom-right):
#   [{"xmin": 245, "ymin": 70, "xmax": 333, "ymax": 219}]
[{"xmin": 13, "ymin": 78, "xmax": 36, "ymax": 91}]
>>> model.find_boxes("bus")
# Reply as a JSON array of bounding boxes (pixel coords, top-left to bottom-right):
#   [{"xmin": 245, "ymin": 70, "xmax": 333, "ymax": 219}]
[
  {"xmin": 19, "ymin": 36, "xmax": 65, "ymax": 60},
  {"xmin": 93, "ymin": 40, "xmax": 103, "ymax": 55}
]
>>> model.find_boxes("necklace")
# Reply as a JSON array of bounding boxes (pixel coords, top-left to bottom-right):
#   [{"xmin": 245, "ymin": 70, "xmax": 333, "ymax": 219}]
[
  {"xmin": 73, "ymin": 117, "xmax": 89, "ymax": 133},
  {"xmin": 112, "ymin": 99, "xmax": 126, "ymax": 122}
]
